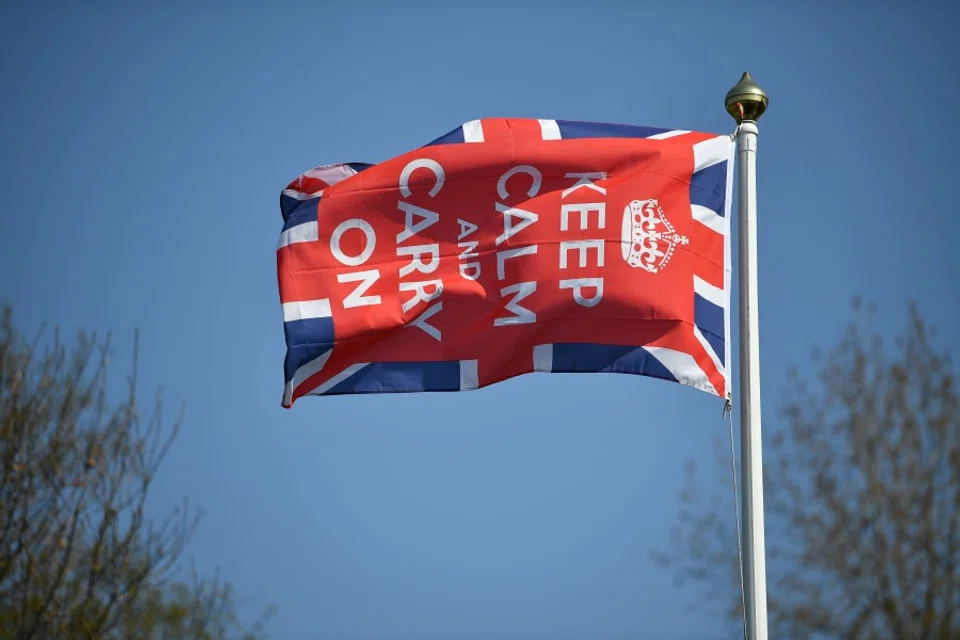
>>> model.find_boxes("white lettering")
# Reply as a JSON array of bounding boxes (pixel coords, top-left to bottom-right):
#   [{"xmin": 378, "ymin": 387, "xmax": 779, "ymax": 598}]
[
  {"xmin": 409, "ymin": 301, "xmax": 442, "ymax": 341},
  {"xmin": 457, "ymin": 218, "xmax": 478, "ymax": 240},
  {"xmin": 400, "ymin": 279, "xmax": 443, "ymax": 313},
  {"xmin": 459, "ymin": 263, "xmax": 481, "ymax": 280},
  {"xmin": 458, "ymin": 240, "xmax": 480, "ymax": 280},
  {"xmin": 495, "ymin": 203, "xmax": 539, "ymax": 246},
  {"xmin": 497, "ymin": 165, "xmax": 542, "ymax": 200},
  {"xmin": 559, "ymin": 239, "xmax": 605, "ymax": 269},
  {"xmin": 458, "ymin": 240, "xmax": 479, "ymax": 260},
  {"xmin": 495, "ymin": 282, "xmax": 537, "ymax": 326},
  {"xmin": 497, "ymin": 245, "xmax": 537, "ymax": 281},
  {"xmin": 562, "ymin": 172, "xmax": 607, "ymax": 198},
  {"xmin": 399, "ymin": 158, "xmax": 444, "ymax": 198},
  {"xmin": 338, "ymin": 269, "xmax": 382, "ymax": 308},
  {"xmin": 560, "ymin": 202, "xmax": 606, "ymax": 232},
  {"xmin": 557, "ymin": 173, "xmax": 606, "ymax": 309},
  {"xmin": 394, "ymin": 161, "xmax": 446, "ymax": 334},
  {"xmin": 398, "ymin": 243, "xmax": 440, "ymax": 278},
  {"xmin": 560, "ymin": 278, "xmax": 603, "ymax": 308},
  {"xmin": 397, "ymin": 201, "xmax": 440, "ymax": 244},
  {"xmin": 330, "ymin": 219, "xmax": 376, "ymax": 267}
]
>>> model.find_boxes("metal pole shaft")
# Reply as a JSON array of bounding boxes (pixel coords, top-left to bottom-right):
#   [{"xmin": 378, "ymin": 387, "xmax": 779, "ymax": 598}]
[{"xmin": 736, "ymin": 120, "xmax": 768, "ymax": 640}]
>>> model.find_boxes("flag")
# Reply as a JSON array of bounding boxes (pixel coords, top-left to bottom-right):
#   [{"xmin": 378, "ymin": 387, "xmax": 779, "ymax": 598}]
[{"xmin": 276, "ymin": 118, "xmax": 733, "ymax": 408}]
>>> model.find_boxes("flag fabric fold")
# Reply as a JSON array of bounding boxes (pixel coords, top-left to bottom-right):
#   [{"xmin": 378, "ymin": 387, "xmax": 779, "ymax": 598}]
[{"xmin": 276, "ymin": 118, "xmax": 734, "ymax": 408}]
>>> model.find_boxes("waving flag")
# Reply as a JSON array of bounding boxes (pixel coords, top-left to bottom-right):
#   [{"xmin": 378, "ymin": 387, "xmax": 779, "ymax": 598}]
[{"xmin": 276, "ymin": 118, "xmax": 733, "ymax": 408}]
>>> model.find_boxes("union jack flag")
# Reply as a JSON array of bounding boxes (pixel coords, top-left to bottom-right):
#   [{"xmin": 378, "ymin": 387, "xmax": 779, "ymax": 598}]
[{"xmin": 276, "ymin": 118, "xmax": 733, "ymax": 408}]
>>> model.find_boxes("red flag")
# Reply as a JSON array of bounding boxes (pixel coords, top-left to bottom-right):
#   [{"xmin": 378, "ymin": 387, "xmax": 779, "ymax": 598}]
[{"xmin": 276, "ymin": 118, "xmax": 733, "ymax": 408}]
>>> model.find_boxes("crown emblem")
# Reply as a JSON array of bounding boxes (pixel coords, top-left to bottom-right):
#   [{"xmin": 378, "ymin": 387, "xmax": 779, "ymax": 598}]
[{"xmin": 620, "ymin": 199, "xmax": 688, "ymax": 273}]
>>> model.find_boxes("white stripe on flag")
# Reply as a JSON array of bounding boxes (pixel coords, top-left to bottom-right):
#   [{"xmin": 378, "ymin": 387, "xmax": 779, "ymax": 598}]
[
  {"xmin": 282, "ymin": 187, "xmax": 323, "ymax": 201},
  {"xmin": 644, "ymin": 346, "xmax": 717, "ymax": 395},
  {"xmin": 538, "ymin": 119, "xmax": 561, "ymax": 140},
  {"xmin": 303, "ymin": 164, "xmax": 359, "ymax": 185},
  {"xmin": 282, "ymin": 350, "xmax": 333, "ymax": 407},
  {"xmin": 693, "ymin": 136, "xmax": 732, "ymax": 172},
  {"xmin": 648, "ymin": 129, "xmax": 690, "ymax": 140},
  {"xmin": 694, "ymin": 325, "xmax": 725, "ymax": 377},
  {"xmin": 313, "ymin": 363, "xmax": 368, "ymax": 396},
  {"xmin": 533, "ymin": 344, "xmax": 553, "ymax": 372},
  {"xmin": 460, "ymin": 360, "xmax": 478, "ymax": 390},
  {"xmin": 282, "ymin": 299, "xmax": 332, "ymax": 322},
  {"xmin": 693, "ymin": 276, "xmax": 726, "ymax": 377},
  {"xmin": 462, "ymin": 120, "xmax": 485, "ymax": 143},
  {"xmin": 693, "ymin": 276, "xmax": 724, "ymax": 308},
  {"xmin": 278, "ymin": 222, "xmax": 318, "ymax": 249},
  {"xmin": 691, "ymin": 205, "xmax": 725, "ymax": 235}
]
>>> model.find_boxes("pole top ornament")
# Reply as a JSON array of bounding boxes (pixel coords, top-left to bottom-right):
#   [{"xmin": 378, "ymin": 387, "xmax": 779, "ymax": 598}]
[{"xmin": 725, "ymin": 72, "xmax": 768, "ymax": 123}]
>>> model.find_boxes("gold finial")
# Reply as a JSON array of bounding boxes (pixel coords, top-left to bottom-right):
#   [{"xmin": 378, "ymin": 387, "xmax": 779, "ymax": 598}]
[{"xmin": 725, "ymin": 72, "xmax": 768, "ymax": 123}]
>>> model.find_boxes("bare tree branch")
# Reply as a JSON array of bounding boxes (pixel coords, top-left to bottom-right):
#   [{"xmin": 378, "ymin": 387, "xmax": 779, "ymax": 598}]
[{"xmin": 654, "ymin": 299, "xmax": 960, "ymax": 639}]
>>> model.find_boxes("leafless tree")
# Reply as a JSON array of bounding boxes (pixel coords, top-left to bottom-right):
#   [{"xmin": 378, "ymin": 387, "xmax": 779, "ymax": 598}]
[
  {"xmin": 654, "ymin": 300, "xmax": 960, "ymax": 639},
  {"xmin": 0, "ymin": 302, "xmax": 272, "ymax": 639}
]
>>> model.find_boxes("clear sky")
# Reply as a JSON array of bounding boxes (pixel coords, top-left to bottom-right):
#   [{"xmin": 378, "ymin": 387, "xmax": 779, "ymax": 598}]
[{"xmin": 2, "ymin": 2, "xmax": 958, "ymax": 638}]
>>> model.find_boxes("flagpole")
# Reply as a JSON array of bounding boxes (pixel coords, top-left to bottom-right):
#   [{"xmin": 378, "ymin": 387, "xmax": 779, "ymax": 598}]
[{"xmin": 725, "ymin": 72, "xmax": 769, "ymax": 640}]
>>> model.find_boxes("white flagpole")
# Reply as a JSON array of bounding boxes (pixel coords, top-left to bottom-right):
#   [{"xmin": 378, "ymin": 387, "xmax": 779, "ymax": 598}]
[{"xmin": 725, "ymin": 72, "xmax": 769, "ymax": 640}]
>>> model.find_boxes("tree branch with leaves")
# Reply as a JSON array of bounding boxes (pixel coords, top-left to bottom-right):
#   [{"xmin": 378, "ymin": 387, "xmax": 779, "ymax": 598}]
[{"xmin": 0, "ymin": 303, "xmax": 273, "ymax": 639}]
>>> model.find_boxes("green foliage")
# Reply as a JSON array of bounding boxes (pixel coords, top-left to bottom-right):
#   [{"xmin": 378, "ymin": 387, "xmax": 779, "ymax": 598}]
[{"xmin": 0, "ymin": 303, "xmax": 273, "ymax": 639}]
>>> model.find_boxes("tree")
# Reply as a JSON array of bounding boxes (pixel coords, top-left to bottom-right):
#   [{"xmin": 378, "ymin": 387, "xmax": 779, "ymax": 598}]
[
  {"xmin": 654, "ymin": 300, "xmax": 960, "ymax": 639},
  {"xmin": 0, "ymin": 302, "xmax": 272, "ymax": 639}
]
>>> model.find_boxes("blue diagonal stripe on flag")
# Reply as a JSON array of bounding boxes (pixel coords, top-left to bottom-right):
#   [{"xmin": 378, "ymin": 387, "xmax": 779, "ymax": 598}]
[
  {"xmin": 693, "ymin": 276, "xmax": 725, "ymax": 368},
  {"xmin": 550, "ymin": 120, "xmax": 673, "ymax": 140},
  {"xmin": 293, "ymin": 359, "xmax": 479, "ymax": 397},
  {"xmin": 531, "ymin": 343, "xmax": 713, "ymax": 393},
  {"xmin": 321, "ymin": 361, "xmax": 464, "ymax": 394},
  {"xmin": 281, "ymin": 199, "xmax": 319, "ymax": 231},
  {"xmin": 282, "ymin": 299, "xmax": 335, "ymax": 384},
  {"xmin": 690, "ymin": 136, "xmax": 731, "ymax": 236},
  {"xmin": 689, "ymin": 162, "xmax": 727, "ymax": 218},
  {"xmin": 425, "ymin": 120, "xmax": 485, "ymax": 146}
]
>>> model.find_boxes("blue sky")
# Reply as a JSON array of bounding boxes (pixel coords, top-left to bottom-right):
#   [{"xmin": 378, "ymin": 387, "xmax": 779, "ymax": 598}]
[{"xmin": 2, "ymin": 2, "xmax": 958, "ymax": 638}]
